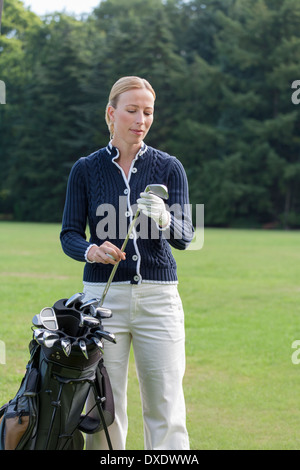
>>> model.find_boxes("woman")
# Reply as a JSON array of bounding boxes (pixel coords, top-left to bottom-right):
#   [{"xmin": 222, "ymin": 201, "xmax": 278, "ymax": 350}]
[{"xmin": 60, "ymin": 76, "xmax": 194, "ymax": 450}]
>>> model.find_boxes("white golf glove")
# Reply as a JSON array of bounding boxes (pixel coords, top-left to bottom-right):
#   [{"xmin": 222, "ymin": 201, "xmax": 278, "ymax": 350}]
[{"xmin": 137, "ymin": 192, "xmax": 170, "ymax": 228}]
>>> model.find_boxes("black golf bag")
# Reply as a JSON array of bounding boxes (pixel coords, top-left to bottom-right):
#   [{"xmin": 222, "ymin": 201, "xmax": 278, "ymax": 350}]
[{"xmin": 0, "ymin": 298, "xmax": 115, "ymax": 450}]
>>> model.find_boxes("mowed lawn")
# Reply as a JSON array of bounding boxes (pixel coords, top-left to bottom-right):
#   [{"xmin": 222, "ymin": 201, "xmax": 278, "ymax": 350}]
[{"xmin": 0, "ymin": 222, "xmax": 300, "ymax": 450}]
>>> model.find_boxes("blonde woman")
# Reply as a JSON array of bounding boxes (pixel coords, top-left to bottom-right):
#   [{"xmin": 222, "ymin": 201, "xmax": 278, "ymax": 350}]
[{"xmin": 60, "ymin": 76, "xmax": 194, "ymax": 450}]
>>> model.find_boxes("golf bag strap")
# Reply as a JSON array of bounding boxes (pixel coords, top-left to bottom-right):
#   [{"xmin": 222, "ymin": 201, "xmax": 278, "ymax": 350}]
[{"xmin": 77, "ymin": 361, "xmax": 114, "ymax": 450}]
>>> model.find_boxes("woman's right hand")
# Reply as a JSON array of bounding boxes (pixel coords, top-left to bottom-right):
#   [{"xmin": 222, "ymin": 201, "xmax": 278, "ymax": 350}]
[{"xmin": 87, "ymin": 241, "xmax": 126, "ymax": 265}]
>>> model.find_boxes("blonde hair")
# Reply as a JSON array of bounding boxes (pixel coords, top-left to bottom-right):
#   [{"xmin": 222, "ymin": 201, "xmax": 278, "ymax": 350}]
[{"xmin": 105, "ymin": 76, "xmax": 156, "ymax": 138}]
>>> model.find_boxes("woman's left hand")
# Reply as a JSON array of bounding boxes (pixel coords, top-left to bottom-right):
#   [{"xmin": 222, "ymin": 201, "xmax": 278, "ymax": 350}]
[{"xmin": 137, "ymin": 192, "xmax": 170, "ymax": 228}]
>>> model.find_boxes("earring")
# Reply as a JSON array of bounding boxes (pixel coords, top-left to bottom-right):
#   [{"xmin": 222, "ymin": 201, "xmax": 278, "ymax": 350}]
[{"xmin": 110, "ymin": 124, "xmax": 114, "ymax": 140}]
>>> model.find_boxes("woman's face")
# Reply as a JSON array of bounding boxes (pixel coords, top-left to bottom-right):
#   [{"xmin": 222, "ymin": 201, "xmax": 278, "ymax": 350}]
[{"xmin": 108, "ymin": 88, "xmax": 154, "ymax": 148}]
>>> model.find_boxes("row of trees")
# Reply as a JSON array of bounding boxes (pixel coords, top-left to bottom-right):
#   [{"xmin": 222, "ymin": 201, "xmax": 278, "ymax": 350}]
[{"xmin": 1, "ymin": 0, "xmax": 300, "ymax": 227}]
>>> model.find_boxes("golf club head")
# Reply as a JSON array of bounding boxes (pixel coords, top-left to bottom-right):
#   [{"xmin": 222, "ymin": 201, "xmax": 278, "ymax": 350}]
[
  {"xmin": 79, "ymin": 313, "xmax": 100, "ymax": 329},
  {"xmin": 79, "ymin": 298, "xmax": 101, "ymax": 311},
  {"xmin": 39, "ymin": 307, "xmax": 59, "ymax": 331},
  {"xmin": 33, "ymin": 328, "xmax": 45, "ymax": 337},
  {"xmin": 145, "ymin": 184, "xmax": 169, "ymax": 200},
  {"xmin": 32, "ymin": 314, "xmax": 42, "ymax": 328},
  {"xmin": 94, "ymin": 329, "xmax": 116, "ymax": 344},
  {"xmin": 65, "ymin": 292, "xmax": 85, "ymax": 308},
  {"xmin": 33, "ymin": 328, "xmax": 46, "ymax": 345},
  {"xmin": 42, "ymin": 330, "xmax": 60, "ymax": 348},
  {"xmin": 79, "ymin": 339, "xmax": 89, "ymax": 359},
  {"xmin": 60, "ymin": 337, "xmax": 72, "ymax": 357},
  {"xmin": 90, "ymin": 305, "xmax": 113, "ymax": 319},
  {"xmin": 34, "ymin": 336, "xmax": 45, "ymax": 346},
  {"xmin": 91, "ymin": 336, "xmax": 104, "ymax": 352}
]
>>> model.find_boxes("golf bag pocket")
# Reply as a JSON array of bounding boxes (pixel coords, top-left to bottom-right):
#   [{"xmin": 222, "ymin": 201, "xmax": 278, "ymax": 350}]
[
  {"xmin": 0, "ymin": 365, "xmax": 39, "ymax": 450},
  {"xmin": 96, "ymin": 360, "xmax": 115, "ymax": 428},
  {"xmin": 79, "ymin": 359, "xmax": 115, "ymax": 434}
]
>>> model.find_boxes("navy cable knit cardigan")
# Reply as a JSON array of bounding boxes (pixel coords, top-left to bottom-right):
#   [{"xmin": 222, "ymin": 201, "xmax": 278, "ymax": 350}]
[{"xmin": 60, "ymin": 143, "xmax": 194, "ymax": 285}]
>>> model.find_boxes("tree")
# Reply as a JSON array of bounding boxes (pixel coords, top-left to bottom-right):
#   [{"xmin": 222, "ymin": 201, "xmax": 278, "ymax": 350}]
[
  {"xmin": 0, "ymin": 0, "xmax": 42, "ymax": 217},
  {"xmin": 92, "ymin": 0, "xmax": 186, "ymax": 148},
  {"xmin": 1, "ymin": 0, "xmax": 300, "ymax": 227},
  {"xmin": 7, "ymin": 13, "xmax": 94, "ymax": 221},
  {"xmin": 213, "ymin": 0, "xmax": 300, "ymax": 227}
]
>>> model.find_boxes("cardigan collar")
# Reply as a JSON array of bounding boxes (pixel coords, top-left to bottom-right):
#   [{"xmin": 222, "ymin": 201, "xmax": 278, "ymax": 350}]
[{"xmin": 105, "ymin": 141, "xmax": 148, "ymax": 159}]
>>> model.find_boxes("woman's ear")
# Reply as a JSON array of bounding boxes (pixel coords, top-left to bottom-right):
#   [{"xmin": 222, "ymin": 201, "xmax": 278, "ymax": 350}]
[{"xmin": 107, "ymin": 105, "xmax": 115, "ymax": 123}]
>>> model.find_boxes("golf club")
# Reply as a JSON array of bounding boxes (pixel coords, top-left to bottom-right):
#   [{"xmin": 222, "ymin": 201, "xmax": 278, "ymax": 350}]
[
  {"xmin": 94, "ymin": 329, "xmax": 116, "ymax": 344},
  {"xmin": 32, "ymin": 315, "xmax": 41, "ymax": 328},
  {"xmin": 60, "ymin": 337, "xmax": 72, "ymax": 357},
  {"xmin": 79, "ymin": 339, "xmax": 88, "ymax": 359},
  {"xmin": 91, "ymin": 336, "xmax": 104, "ymax": 352},
  {"xmin": 79, "ymin": 298, "xmax": 101, "ymax": 311},
  {"xmin": 42, "ymin": 330, "xmax": 60, "ymax": 348},
  {"xmin": 80, "ymin": 184, "xmax": 169, "ymax": 311},
  {"xmin": 33, "ymin": 328, "xmax": 46, "ymax": 345},
  {"xmin": 90, "ymin": 305, "xmax": 113, "ymax": 319},
  {"xmin": 79, "ymin": 313, "xmax": 100, "ymax": 329},
  {"xmin": 65, "ymin": 292, "xmax": 85, "ymax": 308},
  {"xmin": 32, "ymin": 307, "xmax": 59, "ymax": 331}
]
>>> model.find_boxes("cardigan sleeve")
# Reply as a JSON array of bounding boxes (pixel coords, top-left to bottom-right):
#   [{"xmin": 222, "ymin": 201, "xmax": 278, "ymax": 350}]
[
  {"xmin": 60, "ymin": 158, "xmax": 92, "ymax": 262},
  {"xmin": 166, "ymin": 157, "xmax": 194, "ymax": 250}
]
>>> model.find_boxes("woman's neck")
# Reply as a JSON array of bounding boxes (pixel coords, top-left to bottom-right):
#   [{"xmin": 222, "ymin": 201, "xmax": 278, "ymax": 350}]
[
  {"xmin": 111, "ymin": 139, "xmax": 142, "ymax": 178},
  {"xmin": 111, "ymin": 139, "xmax": 142, "ymax": 172}
]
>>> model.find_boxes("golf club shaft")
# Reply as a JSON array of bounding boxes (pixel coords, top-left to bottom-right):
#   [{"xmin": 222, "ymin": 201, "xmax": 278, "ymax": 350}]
[{"xmin": 99, "ymin": 209, "xmax": 140, "ymax": 307}]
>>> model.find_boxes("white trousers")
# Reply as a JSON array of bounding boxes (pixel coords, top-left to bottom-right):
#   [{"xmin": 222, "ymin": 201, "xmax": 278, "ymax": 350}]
[{"xmin": 83, "ymin": 282, "xmax": 190, "ymax": 451}]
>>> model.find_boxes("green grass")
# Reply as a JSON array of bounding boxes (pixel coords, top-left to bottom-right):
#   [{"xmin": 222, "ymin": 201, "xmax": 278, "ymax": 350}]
[{"xmin": 0, "ymin": 222, "xmax": 300, "ymax": 449}]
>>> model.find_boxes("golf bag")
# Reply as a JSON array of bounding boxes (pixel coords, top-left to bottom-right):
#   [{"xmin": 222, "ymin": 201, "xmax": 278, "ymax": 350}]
[{"xmin": 0, "ymin": 297, "xmax": 115, "ymax": 450}]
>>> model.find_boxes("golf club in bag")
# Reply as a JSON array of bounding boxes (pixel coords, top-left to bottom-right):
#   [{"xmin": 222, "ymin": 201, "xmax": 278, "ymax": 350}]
[{"xmin": 0, "ymin": 297, "xmax": 115, "ymax": 450}]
